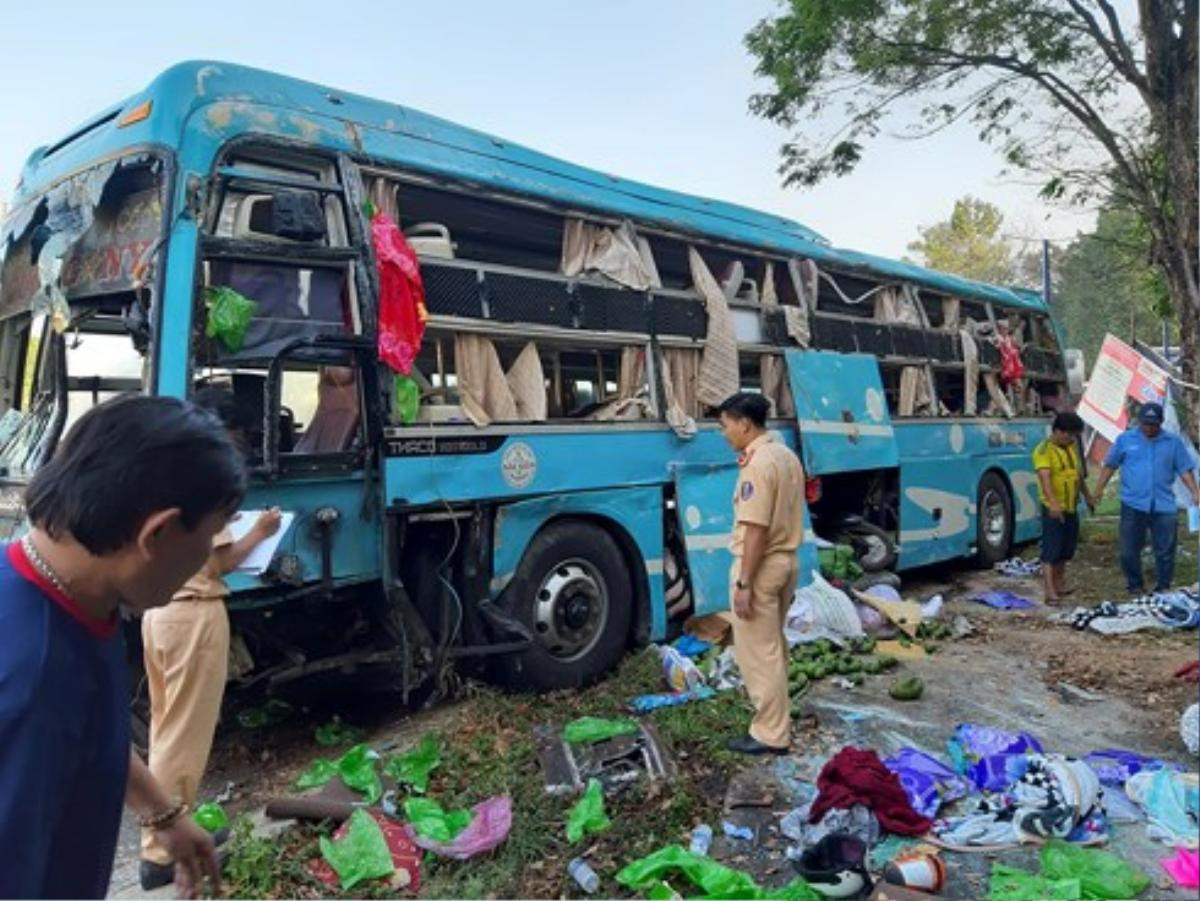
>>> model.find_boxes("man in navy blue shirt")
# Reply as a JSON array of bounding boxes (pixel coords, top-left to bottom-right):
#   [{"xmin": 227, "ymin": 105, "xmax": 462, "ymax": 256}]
[
  {"xmin": 0, "ymin": 395, "xmax": 246, "ymax": 899},
  {"xmin": 1093, "ymin": 402, "xmax": 1200, "ymax": 594}
]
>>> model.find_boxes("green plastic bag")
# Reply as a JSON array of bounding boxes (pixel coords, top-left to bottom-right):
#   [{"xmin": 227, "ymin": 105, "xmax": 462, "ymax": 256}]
[
  {"xmin": 318, "ymin": 809, "xmax": 395, "ymax": 891},
  {"xmin": 383, "ymin": 733, "xmax": 440, "ymax": 793},
  {"xmin": 567, "ymin": 779, "xmax": 612, "ymax": 844},
  {"xmin": 1040, "ymin": 840, "xmax": 1150, "ymax": 900},
  {"xmin": 617, "ymin": 845, "xmax": 820, "ymax": 900},
  {"xmin": 315, "ymin": 721, "xmax": 364, "ymax": 747},
  {"xmin": 563, "ymin": 716, "xmax": 639, "ymax": 744},
  {"xmin": 337, "ymin": 743, "xmax": 383, "ymax": 804},
  {"xmin": 989, "ymin": 864, "xmax": 1081, "ymax": 901},
  {"xmin": 295, "ymin": 758, "xmax": 339, "ymax": 791},
  {"xmin": 394, "ymin": 375, "xmax": 420, "ymax": 425},
  {"xmin": 404, "ymin": 797, "xmax": 472, "ymax": 844},
  {"xmin": 817, "ymin": 545, "xmax": 863, "ymax": 582},
  {"xmin": 193, "ymin": 802, "xmax": 228, "ymax": 833},
  {"xmin": 204, "ymin": 285, "xmax": 257, "ymax": 353}
]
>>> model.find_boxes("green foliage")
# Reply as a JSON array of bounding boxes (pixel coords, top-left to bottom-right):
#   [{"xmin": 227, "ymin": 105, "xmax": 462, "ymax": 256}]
[
  {"xmin": 906, "ymin": 196, "xmax": 1018, "ymax": 284},
  {"xmin": 1052, "ymin": 200, "xmax": 1172, "ymax": 364}
]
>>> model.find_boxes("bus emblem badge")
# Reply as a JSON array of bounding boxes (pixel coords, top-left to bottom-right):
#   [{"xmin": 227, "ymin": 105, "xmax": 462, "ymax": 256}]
[{"xmin": 501, "ymin": 442, "xmax": 537, "ymax": 488}]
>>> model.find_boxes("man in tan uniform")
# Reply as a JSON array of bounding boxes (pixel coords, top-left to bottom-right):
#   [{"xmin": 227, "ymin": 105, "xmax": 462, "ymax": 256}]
[
  {"xmin": 140, "ymin": 389, "xmax": 281, "ymax": 890},
  {"xmin": 717, "ymin": 392, "xmax": 805, "ymax": 755}
]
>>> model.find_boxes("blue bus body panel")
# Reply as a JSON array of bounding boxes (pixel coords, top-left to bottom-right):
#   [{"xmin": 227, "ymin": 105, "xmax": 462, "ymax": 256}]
[
  {"xmin": 224, "ymin": 475, "xmax": 380, "ymax": 596},
  {"xmin": 490, "ymin": 487, "xmax": 667, "ymax": 642},
  {"xmin": 892, "ymin": 419, "xmax": 1047, "ymax": 568},
  {"xmin": 8, "ymin": 61, "xmax": 1052, "ymax": 315},
  {"xmin": 785, "ymin": 350, "xmax": 898, "ymax": 475}
]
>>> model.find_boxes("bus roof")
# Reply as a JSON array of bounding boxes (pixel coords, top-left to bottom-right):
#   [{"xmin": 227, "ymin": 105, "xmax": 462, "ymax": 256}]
[{"xmin": 10, "ymin": 60, "xmax": 1047, "ymax": 312}]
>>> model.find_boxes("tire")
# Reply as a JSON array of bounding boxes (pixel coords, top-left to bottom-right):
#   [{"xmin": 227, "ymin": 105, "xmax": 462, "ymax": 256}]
[
  {"xmin": 838, "ymin": 521, "xmax": 899, "ymax": 572},
  {"xmin": 498, "ymin": 521, "xmax": 633, "ymax": 690},
  {"xmin": 975, "ymin": 471, "xmax": 1014, "ymax": 566}
]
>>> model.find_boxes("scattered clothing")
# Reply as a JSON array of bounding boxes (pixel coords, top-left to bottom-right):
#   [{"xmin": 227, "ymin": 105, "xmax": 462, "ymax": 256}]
[
  {"xmin": 934, "ymin": 754, "xmax": 1104, "ymax": 847},
  {"xmin": 1082, "ymin": 749, "xmax": 1178, "ymax": 786},
  {"xmin": 968, "ymin": 589, "xmax": 1037, "ymax": 610},
  {"xmin": 994, "ymin": 557, "xmax": 1042, "ymax": 578},
  {"xmin": 1067, "ymin": 587, "xmax": 1200, "ymax": 634},
  {"xmin": 783, "ymin": 803, "xmax": 880, "ymax": 849},
  {"xmin": 808, "ymin": 747, "xmax": 933, "ymax": 836},
  {"xmin": 947, "ymin": 723, "xmax": 1044, "ymax": 792},
  {"xmin": 1161, "ymin": 848, "xmax": 1200, "ymax": 890},
  {"xmin": 883, "ymin": 748, "xmax": 971, "ymax": 819},
  {"xmin": 1126, "ymin": 768, "xmax": 1199, "ymax": 848}
]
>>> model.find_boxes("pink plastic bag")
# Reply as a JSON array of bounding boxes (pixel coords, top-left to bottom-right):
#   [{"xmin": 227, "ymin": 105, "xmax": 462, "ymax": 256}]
[
  {"xmin": 1161, "ymin": 849, "xmax": 1199, "ymax": 890},
  {"xmin": 372, "ymin": 211, "xmax": 427, "ymax": 375},
  {"xmin": 406, "ymin": 796, "xmax": 512, "ymax": 860}
]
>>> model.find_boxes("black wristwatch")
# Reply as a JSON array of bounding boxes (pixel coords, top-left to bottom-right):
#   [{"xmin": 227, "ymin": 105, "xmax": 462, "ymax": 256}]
[{"xmin": 735, "ymin": 579, "xmax": 749, "ymax": 590}]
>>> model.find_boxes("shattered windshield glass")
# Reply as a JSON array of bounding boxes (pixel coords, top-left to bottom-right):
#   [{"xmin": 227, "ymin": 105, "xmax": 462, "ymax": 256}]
[{"xmin": 0, "ymin": 155, "xmax": 165, "ymax": 331}]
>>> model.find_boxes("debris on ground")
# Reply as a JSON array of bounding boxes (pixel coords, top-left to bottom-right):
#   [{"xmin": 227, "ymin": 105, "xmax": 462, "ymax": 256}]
[
  {"xmin": 534, "ymin": 720, "xmax": 675, "ymax": 794},
  {"xmin": 1066, "ymin": 586, "xmax": 1200, "ymax": 634},
  {"xmin": 315, "ymin": 808, "xmax": 397, "ymax": 891},
  {"xmin": 994, "ymin": 557, "xmax": 1042, "ymax": 578},
  {"xmin": 383, "ymin": 732, "xmax": 440, "ymax": 792},
  {"xmin": 409, "ymin": 796, "xmax": 511, "ymax": 859},
  {"xmin": 968, "ymin": 589, "xmax": 1038, "ymax": 610},
  {"xmin": 566, "ymin": 778, "xmax": 611, "ymax": 843},
  {"xmin": 563, "ymin": 715, "xmax": 639, "ymax": 744}
]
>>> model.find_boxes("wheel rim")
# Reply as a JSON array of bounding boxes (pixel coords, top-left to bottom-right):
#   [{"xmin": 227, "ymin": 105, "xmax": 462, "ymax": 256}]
[
  {"xmin": 982, "ymin": 489, "xmax": 1008, "ymax": 546},
  {"xmin": 857, "ymin": 533, "xmax": 890, "ymax": 568},
  {"xmin": 533, "ymin": 558, "xmax": 609, "ymax": 661}
]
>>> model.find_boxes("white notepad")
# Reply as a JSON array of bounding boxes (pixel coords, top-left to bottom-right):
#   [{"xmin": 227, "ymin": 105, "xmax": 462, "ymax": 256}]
[{"xmin": 228, "ymin": 510, "xmax": 296, "ymax": 575}]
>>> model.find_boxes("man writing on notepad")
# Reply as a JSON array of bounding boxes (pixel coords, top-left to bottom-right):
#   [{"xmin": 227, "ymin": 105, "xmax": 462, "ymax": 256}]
[{"xmin": 139, "ymin": 388, "xmax": 282, "ymax": 890}]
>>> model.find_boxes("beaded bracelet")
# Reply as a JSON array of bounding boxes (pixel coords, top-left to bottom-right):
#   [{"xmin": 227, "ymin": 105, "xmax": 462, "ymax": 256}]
[{"xmin": 139, "ymin": 800, "xmax": 188, "ymax": 831}]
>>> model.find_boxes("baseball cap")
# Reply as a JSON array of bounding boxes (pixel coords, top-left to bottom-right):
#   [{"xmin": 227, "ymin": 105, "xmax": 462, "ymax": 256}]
[{"xmin": 1138, "ymin": 402, "xmax": 1164, "ymax": 425}]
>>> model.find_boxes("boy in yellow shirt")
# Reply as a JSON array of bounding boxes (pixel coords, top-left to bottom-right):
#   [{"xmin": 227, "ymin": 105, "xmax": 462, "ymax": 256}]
[{"xmin": 1032, "ymin": 411, "xmax": 1094, "ymax": 601}]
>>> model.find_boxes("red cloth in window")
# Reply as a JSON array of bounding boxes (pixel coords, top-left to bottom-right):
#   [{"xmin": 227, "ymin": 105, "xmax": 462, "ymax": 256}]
[
  {"xmin": 998, "ymin": 334, "xmax": 1025, "ymax": 385},
  {"xmin": 808, "ymin": 746, "xmax": 933, "ymax": 836},
  {"xmin": 372, "ymin": 211, "xmax": 427, "ymax": 374}
]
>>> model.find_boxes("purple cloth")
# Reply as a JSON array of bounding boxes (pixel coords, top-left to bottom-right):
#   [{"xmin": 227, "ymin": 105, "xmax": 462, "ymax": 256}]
[
  {"xmin": 969, "ymin": 590, "xmax": 1037, "ymax": 610},
  {"xmin": 882, "ymin": 748, "xmax": 971, "ymax": 818},
  {"xmin": 947, "ymin": 724, "xmax": 1044, "ymax": 792},
  {"xmin": 1082, "ymin": 749, "xmax": 1180, "ymax": 786}
]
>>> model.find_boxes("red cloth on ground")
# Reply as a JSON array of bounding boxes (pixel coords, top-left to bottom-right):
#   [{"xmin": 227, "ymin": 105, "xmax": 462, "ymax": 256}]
[
  {"xmin": 310, "ymin": 809, "xmax": 422, "ymax": 891},
  {"xmin": 808, "ymin": 746, "xmax": 934, "ymax": 836}
]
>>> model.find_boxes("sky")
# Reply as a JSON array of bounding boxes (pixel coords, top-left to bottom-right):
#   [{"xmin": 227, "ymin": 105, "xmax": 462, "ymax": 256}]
[{"xmin": 0, "ymin": 0, "xmax": 1097, "ymax": 261}]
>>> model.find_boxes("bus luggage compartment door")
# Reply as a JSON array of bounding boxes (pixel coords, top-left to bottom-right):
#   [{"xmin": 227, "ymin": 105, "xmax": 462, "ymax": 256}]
[{"xmin": 785, "ymin": 349, "xmax": 899, "ymax": 476}]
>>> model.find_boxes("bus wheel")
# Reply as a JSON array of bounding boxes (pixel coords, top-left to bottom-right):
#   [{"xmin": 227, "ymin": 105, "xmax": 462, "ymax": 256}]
[
  {"xmin": 500, "ymin": 521, "xmax": 632, "ymax": 690},
  {"xmin": 975, "ymin": 472, "xmax": 1013, "ymax": 566},
  {"xmin": 839, "ymin": 521, "xmax": 898, "ymax": 572}
]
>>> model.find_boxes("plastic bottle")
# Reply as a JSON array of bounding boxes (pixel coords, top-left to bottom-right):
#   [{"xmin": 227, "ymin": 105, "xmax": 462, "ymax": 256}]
[
  {"xmin": 689, "ymin": 823, "xmax": 713, "ymax": 856},
  {"xmin": 568, "ymin": 858, "xmax": 600, "ymax": 894}
]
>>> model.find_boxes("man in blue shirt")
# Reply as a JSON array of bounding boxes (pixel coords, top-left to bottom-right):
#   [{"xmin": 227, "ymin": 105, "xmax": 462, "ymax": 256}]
[
  {"xmin": 1093, "ymin": 402, "xmax": 1200, "ymax": 594},
  {"xmin": 0, "ymin": 395, "xmax": 246, "ymax": 899}
]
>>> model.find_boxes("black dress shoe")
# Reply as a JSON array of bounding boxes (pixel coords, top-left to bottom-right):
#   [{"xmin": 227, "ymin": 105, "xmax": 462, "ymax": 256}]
[
  {"xmin": 139, "ymin": 827, "xmax": 231, "ymax": 890},
  {"xmin": 139, "ymin": 859, "xmax": 174, "ymax": 891},
  {"xmin": 727, "ymin": 735, "xmax": 789, "ymax": 756}
]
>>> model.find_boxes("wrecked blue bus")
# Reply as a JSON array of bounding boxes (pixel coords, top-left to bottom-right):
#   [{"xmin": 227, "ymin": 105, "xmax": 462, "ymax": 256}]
[{"xmin": 0, "ymin": 62, "xmax": 1070, "ymax": 703}]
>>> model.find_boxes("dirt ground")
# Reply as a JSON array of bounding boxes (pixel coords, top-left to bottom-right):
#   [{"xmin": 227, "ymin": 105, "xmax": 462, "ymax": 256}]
[{"xmin": 108, "ymin": 519, "xmax": 1200, "ymax": 900}]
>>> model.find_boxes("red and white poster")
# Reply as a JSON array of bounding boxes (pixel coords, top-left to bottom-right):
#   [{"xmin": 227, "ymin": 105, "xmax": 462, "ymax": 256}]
[{"xmin": 1078, "ymin": 334, "xmax": 1169, "ymax": 463}]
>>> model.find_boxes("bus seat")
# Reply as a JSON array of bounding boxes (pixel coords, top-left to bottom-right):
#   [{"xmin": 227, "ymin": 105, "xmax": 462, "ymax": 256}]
[{"xmin": 293, "ymin": 366, "xmax": 359, "ymax": 453}]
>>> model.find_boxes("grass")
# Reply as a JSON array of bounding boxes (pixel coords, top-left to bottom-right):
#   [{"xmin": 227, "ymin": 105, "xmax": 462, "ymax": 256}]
[
  {"xmin": 1076, "ymin": 516, "xmax": 1198, "ymax": 592},
  {"xmin": 223, "ymin": 648, "xmax": 753, "ymax": 900}
]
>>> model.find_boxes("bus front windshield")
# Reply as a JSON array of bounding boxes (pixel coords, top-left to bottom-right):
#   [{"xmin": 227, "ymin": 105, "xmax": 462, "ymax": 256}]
[{"xmin": 0, "ymin": 155, "xmax": 166, "ymax": 477}]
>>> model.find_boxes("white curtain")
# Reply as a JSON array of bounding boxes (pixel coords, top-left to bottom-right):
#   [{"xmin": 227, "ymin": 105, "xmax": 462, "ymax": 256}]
[
  {"xmin": 561, "ymin": 219, "xmax": 660, "ymax": 290},
  {"xmin": 690, "ymin": 248, "xmax": 739, "ymax": 409}
]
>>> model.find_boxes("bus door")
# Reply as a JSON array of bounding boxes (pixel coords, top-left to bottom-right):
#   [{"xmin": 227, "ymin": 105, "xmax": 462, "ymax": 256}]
[
  {"xmin": 784, "ymin": 349, "xmax": 899, "ymax": 476},
  {"xmin": 195, "ymin": 152, "xmax": 383, "ymax": 599}
]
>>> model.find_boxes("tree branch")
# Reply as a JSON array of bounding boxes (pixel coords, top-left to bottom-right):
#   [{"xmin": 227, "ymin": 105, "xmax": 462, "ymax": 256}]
[{"xmin": 1066, "ymin": 0, "xmax": 1153, "ymax": 101}]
